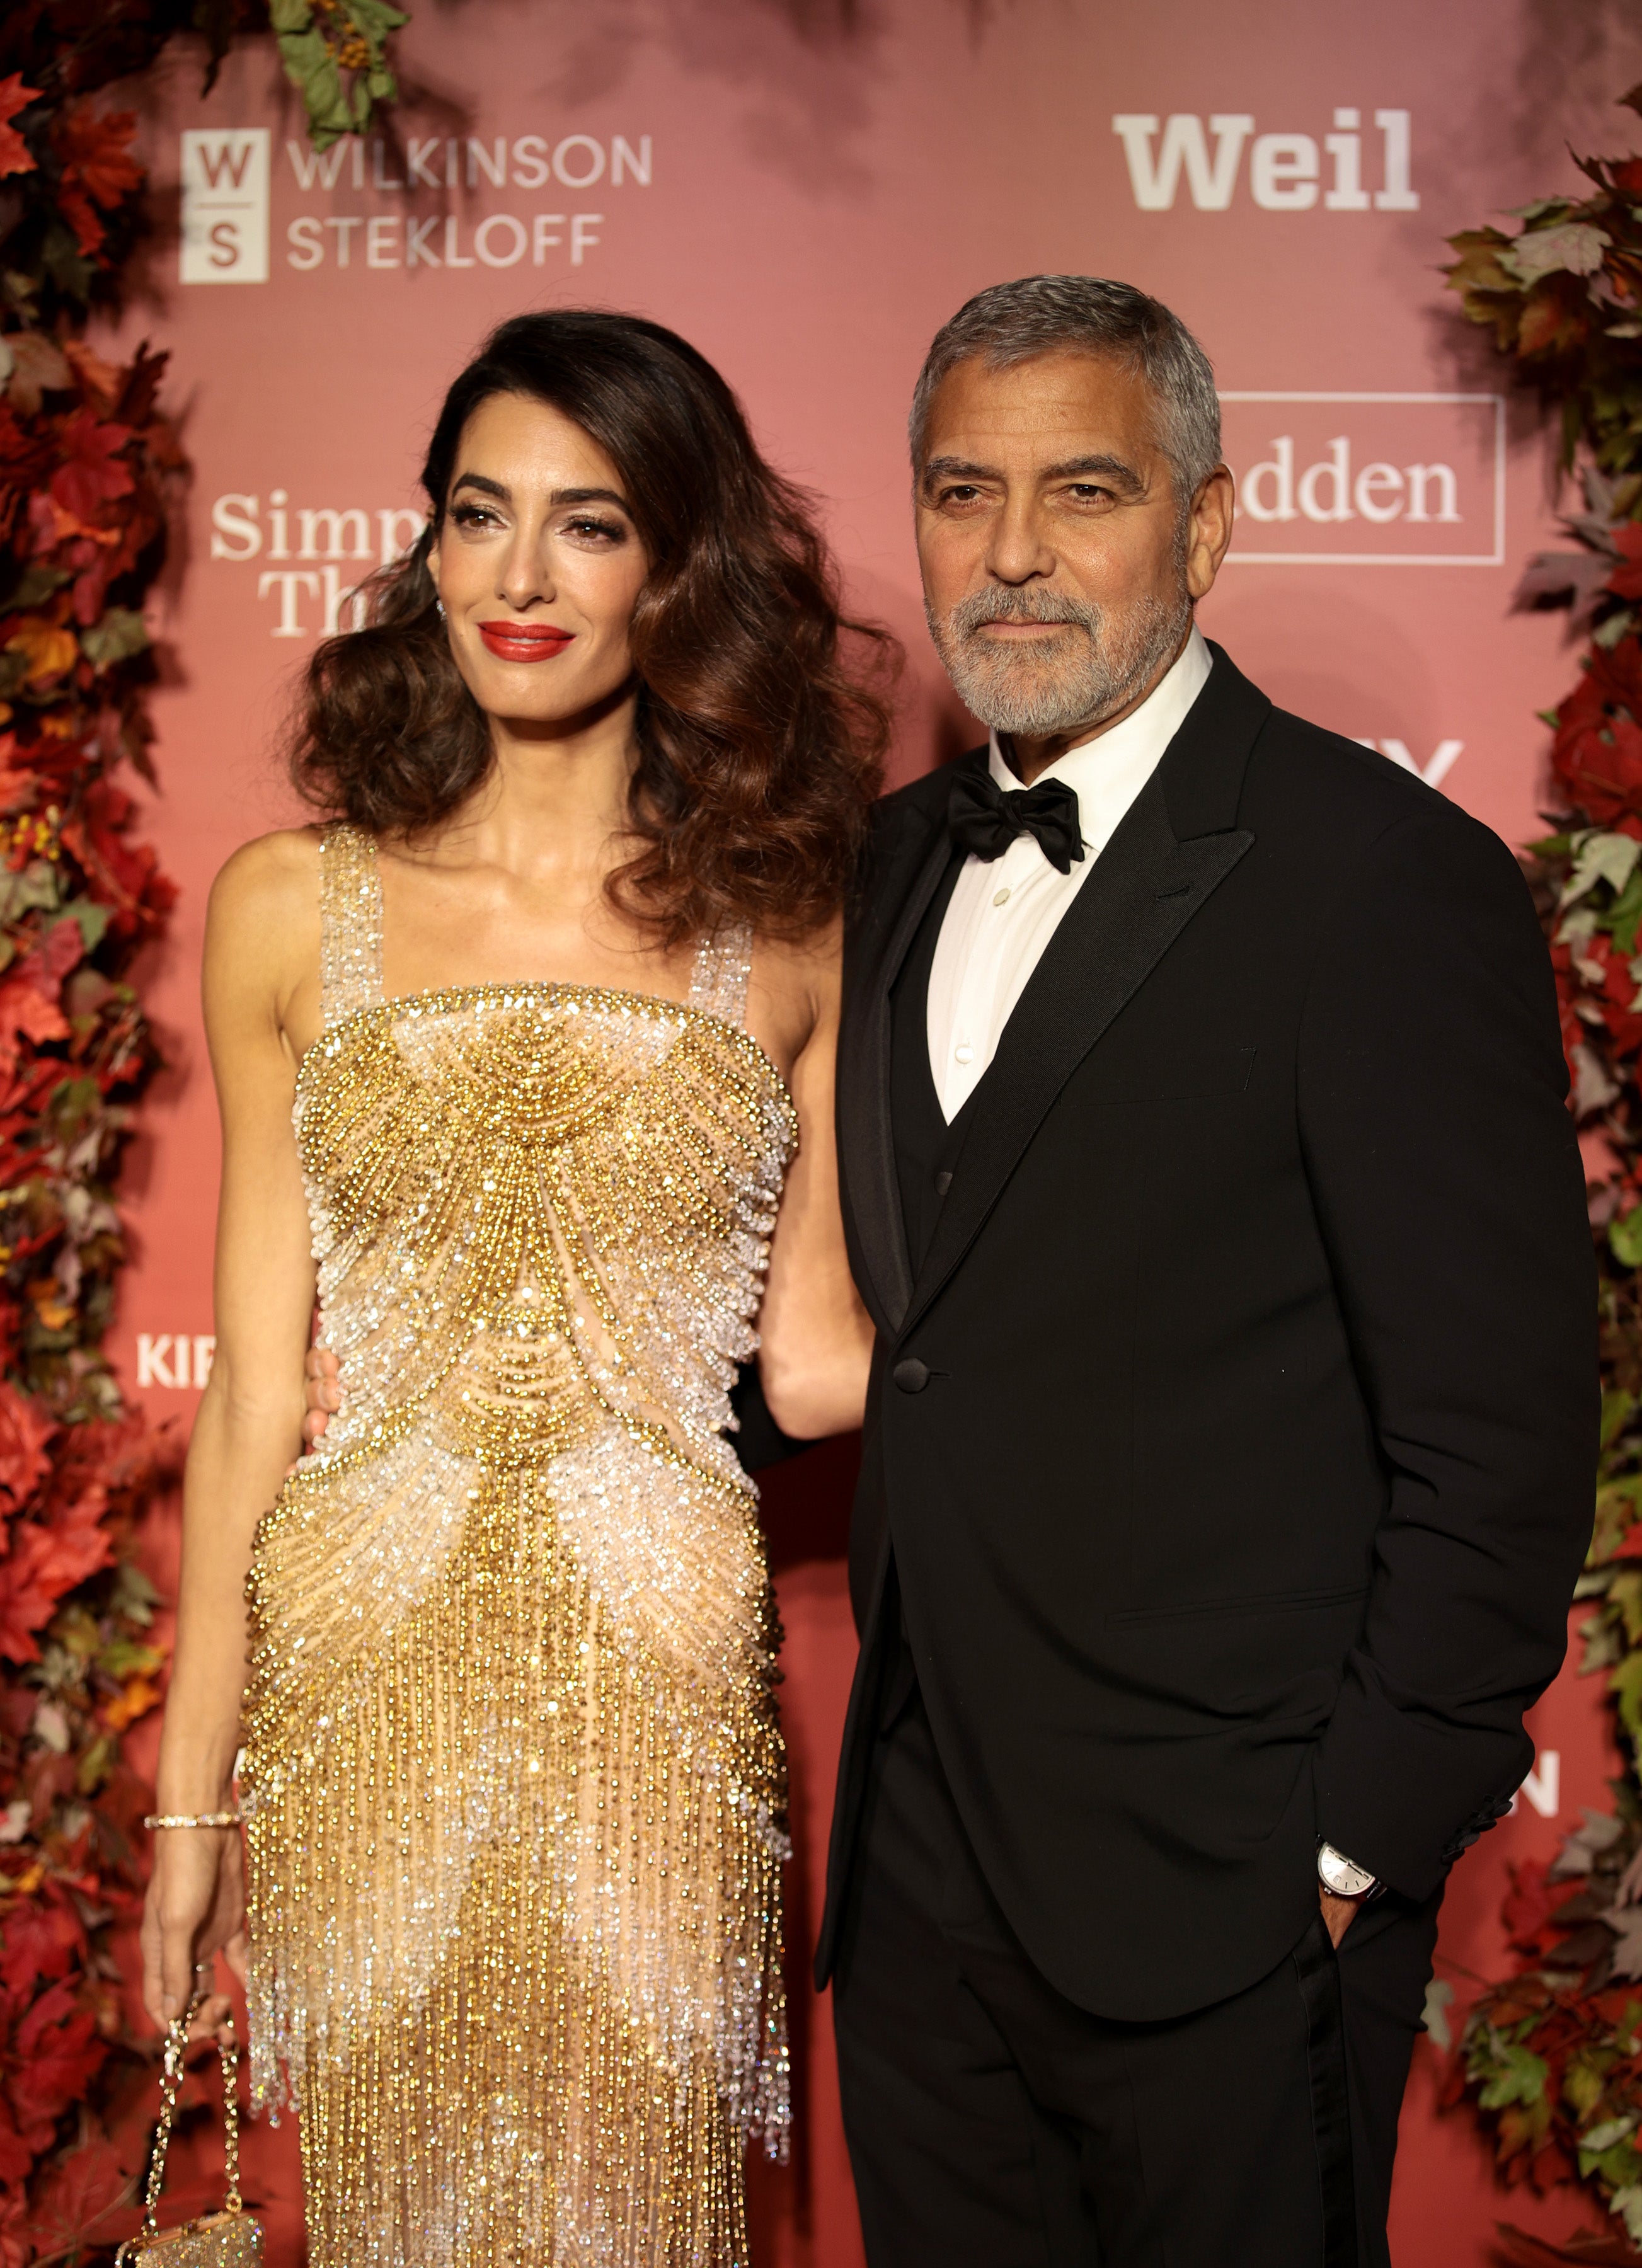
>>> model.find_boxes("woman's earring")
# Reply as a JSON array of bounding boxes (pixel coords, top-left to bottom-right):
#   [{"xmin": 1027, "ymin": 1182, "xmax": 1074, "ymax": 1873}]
[{"xmin": 435, "ymin": 598, "xmax": 446, "ymax": 618}]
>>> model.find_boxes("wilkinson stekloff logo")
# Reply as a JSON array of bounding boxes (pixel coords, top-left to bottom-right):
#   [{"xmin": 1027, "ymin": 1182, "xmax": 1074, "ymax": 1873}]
[
  {"xmin": 179, "ymin": 128, "xmax": 270, "ymax": 283},
  {"xmin": 179, "ymin": 128, "xmax": 650, "ymax": 282}
]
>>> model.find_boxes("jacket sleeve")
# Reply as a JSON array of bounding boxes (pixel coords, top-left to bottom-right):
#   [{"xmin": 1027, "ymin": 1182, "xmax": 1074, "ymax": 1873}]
[
  {"xmin": 728, "ymin": 1361, "xmax": 811, "ymax": 1474},
  {"xmin": 1297, "ymin": 801, "xmax": 1597, "ymax": 1901}
]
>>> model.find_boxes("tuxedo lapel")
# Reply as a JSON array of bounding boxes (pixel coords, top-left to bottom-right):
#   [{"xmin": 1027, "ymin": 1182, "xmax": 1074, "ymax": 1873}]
[
  {"xmin": 899, "ymin": 647, "xmax": 1268, "ymax": 1341},
  {"xmin": 836, "ymin": 760, "xmax": 979, "ymax": 1336}
]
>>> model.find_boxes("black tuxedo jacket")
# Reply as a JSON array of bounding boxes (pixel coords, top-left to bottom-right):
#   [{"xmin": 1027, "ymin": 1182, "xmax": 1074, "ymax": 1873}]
[{"xmin": 813, "ymin": 643, "xmax": 1597, "ymax": 2023}]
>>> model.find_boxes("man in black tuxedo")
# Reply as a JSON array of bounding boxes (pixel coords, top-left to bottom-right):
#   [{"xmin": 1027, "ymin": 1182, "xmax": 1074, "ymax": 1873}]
[{"xmin": 817, "ymin": 275, "xmax": 1596, "ymax": 2267}]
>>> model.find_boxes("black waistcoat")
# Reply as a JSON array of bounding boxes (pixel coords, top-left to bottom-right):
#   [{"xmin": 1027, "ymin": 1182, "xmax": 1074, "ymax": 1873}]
[{"xmin": 889, "ymin": 854, "xmax": 973, "ymax": 1272}]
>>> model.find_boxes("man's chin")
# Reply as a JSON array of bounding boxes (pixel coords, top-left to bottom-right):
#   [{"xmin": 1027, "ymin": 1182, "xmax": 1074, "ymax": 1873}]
[{"xmin": 954, "ymin": 673, "xmax": 1096, "ymax": 741}]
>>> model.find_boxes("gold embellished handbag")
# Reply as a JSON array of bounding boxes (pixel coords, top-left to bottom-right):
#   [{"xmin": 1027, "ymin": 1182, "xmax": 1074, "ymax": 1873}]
[{"xmin": 116, "ymin": 2001, "xmax": 263, "ymax": 2268}]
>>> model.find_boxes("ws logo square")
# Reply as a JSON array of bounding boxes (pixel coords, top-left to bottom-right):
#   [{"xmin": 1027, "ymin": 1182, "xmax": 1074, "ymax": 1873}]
[{"xmin": 180, "ymin": 129, "xmax": 270, "ymax": 284}]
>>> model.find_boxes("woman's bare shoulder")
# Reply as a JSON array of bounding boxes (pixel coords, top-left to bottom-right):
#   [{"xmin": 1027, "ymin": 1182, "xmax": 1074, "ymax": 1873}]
[
  {"xmin": 209, "ymin": 825, "xmax": 323, "ymax": 917},
  {"xmin": 204, "ymin": 827, "xmax": 325, "ymax": 1004},
  {"xmin": 747, "ymin": 915, "xmax": 842, "ymax": 1074}
]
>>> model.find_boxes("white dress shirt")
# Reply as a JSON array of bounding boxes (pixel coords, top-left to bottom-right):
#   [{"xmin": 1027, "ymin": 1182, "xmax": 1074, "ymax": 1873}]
[{"xmin": 926, "ymin": 626, "xmax": 1213, "ymax": 1120}]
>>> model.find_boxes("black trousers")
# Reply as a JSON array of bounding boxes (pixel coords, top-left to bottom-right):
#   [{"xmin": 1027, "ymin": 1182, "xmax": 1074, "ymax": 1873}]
[{"xmin": 831, "ymin": 1672, "xmax": 1441, "ymax": 2268}]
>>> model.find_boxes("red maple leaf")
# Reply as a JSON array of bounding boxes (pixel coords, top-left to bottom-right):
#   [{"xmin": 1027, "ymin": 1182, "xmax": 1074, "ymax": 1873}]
[
  {"xmin": 33, "ymin": 2136, "xmax": 134, "ymax": 2255},
  {"xmin": 0, "ymin": 2189, "xmax": 35, "ymax": 2268},
  {"xmin": 0, "ymin": 971, "xmax": 70, "ymax": 1086},
  {"xmin": 1553, "ymin": 639, "xmax": 1642, "ymax": 823},
  {"xmin": 9, "ymin": 1978, "xmax": 107, "ymax": 2120},
  {"xmin": 34, "ymin": 1486, "xmax": 114, "ymax": 1593},
  {"xmin": 0, "ymin": 2097, "xmax": 42, "ymax": 2187},
  {"xmin": 1501, "ymin": 1857, "xmax": 1582, "ymax": 1955},
  {"xmin": 0, "ymin": 1894, "xmax": 84, "ymax": 2002},
  {"xmin": 0, "ymin": 1382, "xmax": 54, "ymax": 1519},
  {"xmin": 0, "ymin": 77, "xmax": 39, "ymax": 182},
  {"xmin": 0, "ymin": 1496, "xmax": 112, "ymax": 1665},
  {"xmin": 47, "ymin": 411, "xmax": 134, "ymax": 524},
  {"xmin": 1610, "ymin": 522, "xmax": 1642, "ymax": 602},
  {"xmin": 55, "ymin": 106, "xmax": 141, "ymax": 212},
  {"xmin": 51, "ymin": 106, "xmax": 142, "ymax": 260}
]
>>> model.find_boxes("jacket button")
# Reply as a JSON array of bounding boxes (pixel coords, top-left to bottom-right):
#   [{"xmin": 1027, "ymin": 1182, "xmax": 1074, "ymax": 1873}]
[
  {"xmin": 893, "ymin": 1358, "xmax": 929, "ymax": 1394},
  {"xmin": 934, "ymin": 1170, "xmax": 953, "ymax": 1196}
]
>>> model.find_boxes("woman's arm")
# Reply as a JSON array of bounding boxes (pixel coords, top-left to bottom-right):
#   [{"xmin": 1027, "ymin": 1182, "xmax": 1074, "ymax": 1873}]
[
  {"xmin": 755, "ymin": 929, "xmax": 875, "ymax": 1440},
  {"xmin": 139, "ymin": 835, "xmax": 321, "ymax": 2031}
]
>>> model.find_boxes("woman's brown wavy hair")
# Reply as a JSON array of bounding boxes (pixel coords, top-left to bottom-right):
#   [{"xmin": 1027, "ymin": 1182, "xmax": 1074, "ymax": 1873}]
[{"xmin": 288, "ymin": 310, "xmax": 893, "ymax": 945}]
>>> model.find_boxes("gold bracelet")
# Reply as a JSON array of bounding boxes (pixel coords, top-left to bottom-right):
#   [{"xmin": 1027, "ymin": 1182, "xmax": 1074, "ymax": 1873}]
[{"xmin": 143, "ymin": 1811, "xmax": 241, "ymax": 1830}]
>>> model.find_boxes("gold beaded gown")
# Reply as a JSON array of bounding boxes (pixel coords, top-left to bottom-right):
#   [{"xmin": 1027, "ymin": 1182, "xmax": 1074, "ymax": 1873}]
[{"xmin": 240, "ymin": 825, "xmax": 795, "ymax": 2267}]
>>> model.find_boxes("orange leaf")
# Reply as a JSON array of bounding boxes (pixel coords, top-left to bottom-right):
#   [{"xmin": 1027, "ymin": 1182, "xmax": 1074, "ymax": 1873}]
[
  {"xmin": 3, "ymin": 620, "xmax": 77, "ymax": 686},
  {"xmin": 103, "ymin": 1676, "xmax": 157, "ymax": 1733},
  {"xmin": 0, "ymin": 77, "xmax": 38, "ymax": 182}
]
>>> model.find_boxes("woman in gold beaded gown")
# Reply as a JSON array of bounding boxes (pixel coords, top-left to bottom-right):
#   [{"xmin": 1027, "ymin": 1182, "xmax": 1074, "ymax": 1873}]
[{"xmin": 139, "ymin": 312, "xmax": 885, "ymax": 2267}]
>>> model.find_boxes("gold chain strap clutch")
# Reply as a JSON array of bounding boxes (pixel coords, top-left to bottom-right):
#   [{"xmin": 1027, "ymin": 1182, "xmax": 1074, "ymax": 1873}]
[{"xmin": 116, "ymin": 1998, "xmax": 263, "ymax": 2267}]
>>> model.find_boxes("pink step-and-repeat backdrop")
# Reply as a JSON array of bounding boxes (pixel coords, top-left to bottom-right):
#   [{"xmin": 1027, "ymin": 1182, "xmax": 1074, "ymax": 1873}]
[{"xmin": 101, "ymin": 0, "xmax": 1642, "ymax": 2258}]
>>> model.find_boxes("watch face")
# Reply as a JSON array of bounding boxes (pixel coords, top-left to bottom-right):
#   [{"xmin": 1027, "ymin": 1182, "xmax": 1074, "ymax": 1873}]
[{"xmin": 1318, "ymin": 1846, "xmax": 1375, "ymax": 1898}]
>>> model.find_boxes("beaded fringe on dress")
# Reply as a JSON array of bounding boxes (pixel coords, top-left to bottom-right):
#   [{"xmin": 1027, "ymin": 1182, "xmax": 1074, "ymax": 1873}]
[{"xmin": 240, "ymin": 826, "xmax": 794, "ymax": 2267}]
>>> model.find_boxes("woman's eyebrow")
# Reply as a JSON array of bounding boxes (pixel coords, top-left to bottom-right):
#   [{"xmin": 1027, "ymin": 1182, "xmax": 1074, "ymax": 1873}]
[{"xmin": 449, "ymin": 474, "xmax": 631, "ymax": 511}]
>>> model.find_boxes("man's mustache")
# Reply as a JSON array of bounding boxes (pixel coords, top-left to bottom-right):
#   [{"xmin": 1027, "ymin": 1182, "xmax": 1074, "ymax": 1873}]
[{"xmin": 943, "ymin": 587, "xmax": 1101, "ymax": 641}]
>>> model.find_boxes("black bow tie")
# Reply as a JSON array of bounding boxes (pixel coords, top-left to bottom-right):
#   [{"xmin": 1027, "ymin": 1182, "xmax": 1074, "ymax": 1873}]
[{"xmin": 948, "ymin": 769, "xmax": 1086, "ymax": 875}]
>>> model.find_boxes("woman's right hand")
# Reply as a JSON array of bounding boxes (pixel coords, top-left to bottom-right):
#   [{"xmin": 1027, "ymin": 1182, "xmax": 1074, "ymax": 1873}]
[{"xmin": 140, "ymin": 1826, "xmax": 248, "ymax": 2042}]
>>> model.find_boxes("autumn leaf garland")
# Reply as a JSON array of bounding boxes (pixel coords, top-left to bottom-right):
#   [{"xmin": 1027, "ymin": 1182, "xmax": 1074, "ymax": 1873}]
[
  {"xmin": 0, "ymin": 8, "xmax": 411, "ymax": 2261},
  {"xmin": 1447, "ymin": 84, "xmax": 1642, "ymax": 2257}
]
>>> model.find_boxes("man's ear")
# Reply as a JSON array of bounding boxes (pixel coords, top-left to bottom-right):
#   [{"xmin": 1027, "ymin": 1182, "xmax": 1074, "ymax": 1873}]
[{"xmin": 1185, "ymin": 464, "xmax": 1236, "ymax": 602}]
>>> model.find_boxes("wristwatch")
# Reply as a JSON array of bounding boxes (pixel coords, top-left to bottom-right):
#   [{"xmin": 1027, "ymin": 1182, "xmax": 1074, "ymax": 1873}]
[{"xmin": 1317, "ymin": 1841, "xmax": 1377, "ymax": 1899}]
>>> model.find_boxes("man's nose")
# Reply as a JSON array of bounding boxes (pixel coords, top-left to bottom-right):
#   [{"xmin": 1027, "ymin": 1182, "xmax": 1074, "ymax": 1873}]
[{"xmin": 984, "ymin": 498, "xmax": 1055, "ymax": 585}]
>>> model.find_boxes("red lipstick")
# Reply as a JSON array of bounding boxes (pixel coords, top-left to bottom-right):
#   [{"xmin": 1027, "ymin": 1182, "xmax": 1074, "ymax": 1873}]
[{"xmin": 477, "ymin": 621, "xmax": 575, "ymax": 663}]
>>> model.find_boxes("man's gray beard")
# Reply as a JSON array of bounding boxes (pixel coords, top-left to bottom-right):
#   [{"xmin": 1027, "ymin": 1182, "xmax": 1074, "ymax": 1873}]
[{"xmin": 926, "ymin": 583, "xmax": 1192, "ymax": 739}]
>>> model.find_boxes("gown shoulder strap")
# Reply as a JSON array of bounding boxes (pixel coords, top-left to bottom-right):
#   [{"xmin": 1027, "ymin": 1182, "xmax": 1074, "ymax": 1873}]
[
  {"xmin": 318, "ymin": 822, "xmax": 384, "ymax": 1028},
  {"xmin": 687, "ymin": 920, "xmax": 754, "ymax": 1031}
]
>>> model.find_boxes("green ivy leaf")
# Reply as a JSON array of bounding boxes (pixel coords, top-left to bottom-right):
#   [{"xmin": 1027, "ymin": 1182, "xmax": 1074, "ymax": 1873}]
[
  {"xmin": 1602, "ymin": 1389, "xmax": 1637, "ymax": 1448},
  {"xmin": 1421, "ymin": 1977, "xmax": 1454, "ymax": 2051},
  {"xmin": 109, "ymin": 1562, "xmax": 159, "ymax": 1629},
  {"xmin": 1478, "ymin": 2042, "xmax": 1550, "ymax": 2110},
  {"xmin": 348, "ymin": 0, "xmax": 409, "ymax": 37},
  {"xmin": 6, "ymin": 564, "xmax": 69, "ymax": 610},
  {"xmin": 1561, "ymin": 828, "xmax": 1642, "ymax": 910},
  {"xmin": 0, "ymin": 861, "xmax": 60, "ymax": 922},
  {"xmin": 1580, "ymin": 2114, "xmax": 1637, "ymax": 2153},
  {"xmin": 1610, "ymin": 1646, "xmax": 1642, "ymax": 1737},
  {"xmin": 1612, "ymin": 2185, "xmax": 1642, "ymax": 2245},
  {"xmin": 79, "ymin": 608, "xmax": 148, "ymax": 672},
  {"xmin": 95, "ymin": 1638, "xmax": 163, "ymax": 1681},
  {"xmin": 1611, "ymin": 1206, "xmax": 1642, "ymax": 1268},
  {"xmin": 74, "ymin": 1732, "xmax": 115, "ymax": 1797},
  {"xmin": 61, "ymin": 900, "xmax": 110, "ymax": 954},
  {"xmin": 1564, "ymin": 2053, "xmax": 1610, "ymax": 2120},
  {"xmin": 277, "ymin": 27, "xmax": 353, "ymax": 146}
]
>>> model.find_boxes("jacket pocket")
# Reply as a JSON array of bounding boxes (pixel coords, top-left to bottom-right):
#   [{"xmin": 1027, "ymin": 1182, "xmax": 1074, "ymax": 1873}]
[{"xmin": 1105, "ymin": 1581, "xmax": 1367, "ymax": 1630}]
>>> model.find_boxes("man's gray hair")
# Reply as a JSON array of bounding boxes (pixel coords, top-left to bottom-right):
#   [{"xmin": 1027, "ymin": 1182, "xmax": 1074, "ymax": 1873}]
[{"xmin": 909, "ymin": 275, "xmax": 1222, "ymax": 503}]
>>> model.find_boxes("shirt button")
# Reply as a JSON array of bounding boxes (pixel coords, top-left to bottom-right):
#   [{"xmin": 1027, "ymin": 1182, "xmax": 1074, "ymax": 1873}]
[
  {"xmin": 934, "ymin": 1170, "xmax": 953, "ymax": 1196},
  {"xmin": 954, "ymin": 1042, "xmax": 974, "ymax": 1064},
  {"xmin": 992, "ymin": 886, "xmax": 1011, "ymax": 907}
]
